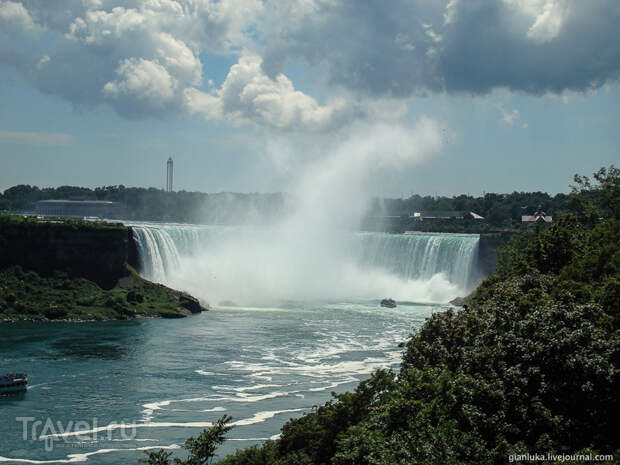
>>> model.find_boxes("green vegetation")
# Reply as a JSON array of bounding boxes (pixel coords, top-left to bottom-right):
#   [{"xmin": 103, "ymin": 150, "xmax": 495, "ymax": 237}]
[
  {"xmin": 139, "ymin": 166, "xmax": 618, "ymax": 464},
  {"xmin": 0, "ymin": 184, "xmax": 286, "ymax": 224},
  {"xmin": 0, "ymin": 171, "xmax": 598, "ymax": 230},
  {"xmin": 0, "ymin": 214, "xmax": 125, "ymax": 229},
  {"xmin": 369, "ymin": 190, "xmax": 569, "ymax": 230},
  {"xmin": 0, "ymin": 264, "xmax": 203, "ymax": 321}
]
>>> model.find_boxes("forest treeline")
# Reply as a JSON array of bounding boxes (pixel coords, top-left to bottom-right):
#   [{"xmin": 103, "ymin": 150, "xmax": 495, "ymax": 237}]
[
  {"xmin": 0, "ymin": 178, "xmax": 589, "ymax": 229},
  {"xmin": 140, "ymin": 166, "xmax": 619, "ymax": 464},
  {"xmin": 0, "ymin": 185, "xmax": 287, "ymax": 224}
]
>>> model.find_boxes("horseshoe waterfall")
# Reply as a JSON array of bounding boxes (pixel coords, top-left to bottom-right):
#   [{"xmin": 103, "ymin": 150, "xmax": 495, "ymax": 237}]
[{"xmin": 130, "ymin": 223, "xmax": 481, "ymax": 305}]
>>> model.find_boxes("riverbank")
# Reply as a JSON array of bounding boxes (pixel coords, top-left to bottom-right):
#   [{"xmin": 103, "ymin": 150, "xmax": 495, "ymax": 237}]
[{"xmin": 0, "ymin": 264, "xmax": 207, "ymax": 321}]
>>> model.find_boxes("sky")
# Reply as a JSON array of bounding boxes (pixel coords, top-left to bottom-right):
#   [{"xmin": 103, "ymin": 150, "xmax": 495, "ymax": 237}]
[{"xmin": 0, "ymin": 0, "xmax": 619, "ymax": 197}]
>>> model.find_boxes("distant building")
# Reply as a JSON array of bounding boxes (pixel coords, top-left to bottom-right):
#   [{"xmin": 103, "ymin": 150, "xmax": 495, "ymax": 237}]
[
  {"xmin": 166, "ymin": 157, "xmax": 174, "ymax": 192},
  {"xmin": 522, "ymin": 205, "xmax": 552, "ymax": 227},
  {"xmin": 36, "ymin": 200, "xmax": 123, "ymax": 218},
  {"xmin": 413, "ymin": 211, "xmax": 485, "ymax": 221}
]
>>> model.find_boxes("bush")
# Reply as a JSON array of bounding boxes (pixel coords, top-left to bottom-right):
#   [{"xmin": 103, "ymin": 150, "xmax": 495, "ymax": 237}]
[
  {"xmin": 77, "ymin": 296, "xmax": 96, "ymax": 306},
  {"xmin": 44, "ymin": 306, "xmax": 68, "ymax": 320},
  {"xmin": 126, "ymin": 290, "xmax": 144, "ymax": 303}
]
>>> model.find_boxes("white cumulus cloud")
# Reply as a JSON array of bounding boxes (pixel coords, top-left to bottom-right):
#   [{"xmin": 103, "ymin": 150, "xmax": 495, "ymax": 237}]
[
  {"xmin": 185, "ymin": 55, "xmax": 357, "ymax": 131},
  {"xmin": 504, "ymin": 0, "xmax": 570, "ymax": 42},
  {"xmin": 103, "ymin": 57, "xmax": 179, "ymax": 115},
  {"xmin": 0, "ymin": 0, "xmax": 36, "ymax": 33},
  {"xmin": 1, "ymin": 0, "xmax": 619, "ymax": 126}
]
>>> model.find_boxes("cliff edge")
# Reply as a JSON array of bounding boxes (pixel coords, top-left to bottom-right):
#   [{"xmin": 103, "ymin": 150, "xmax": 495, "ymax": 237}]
[{"xmin": 0, "ymin": 216, "xmax": 208, "ymax": 321}]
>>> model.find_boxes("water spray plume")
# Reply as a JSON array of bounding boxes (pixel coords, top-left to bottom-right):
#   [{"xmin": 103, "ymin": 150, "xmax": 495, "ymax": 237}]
[{"xmin": 133, "ymin": 118, "xmax": 479, "ymax": 305}]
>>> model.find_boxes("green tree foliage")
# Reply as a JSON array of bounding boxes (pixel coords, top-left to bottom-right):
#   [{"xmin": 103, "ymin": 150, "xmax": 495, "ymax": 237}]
[
  {"xmin": 0, "ymin": 184, "xmax": 288, "ymax": 224},
  {"xmin": 366, "ymin": 188, "xmax": 571, "ymax": 231},
  {"xmin": 5, "ymin": 168, "xmax": 616, "ymax": 230},
  {"xmin": 140, "ymin": 449, "xmax": 174, "ymax": 465},
  {"xmin": 184, "ymin": 415, "xmax": 235, "ymax": 465},
  {"xmin": 141, "ymin": 415, "xmax": 233, "ymax": 465},
  {"xmin": 569, "ymin": 165, "xmax": 620, "ymax": 224}
]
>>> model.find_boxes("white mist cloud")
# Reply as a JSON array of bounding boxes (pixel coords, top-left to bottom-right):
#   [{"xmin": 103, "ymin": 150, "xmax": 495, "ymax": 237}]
[
  {"xmin": 287, "ymin": 118, "xmax": 444, "ymax": 231},
  {"xmin": 165, "ymin": 118, "xmax": 450, "ymax": 304}
]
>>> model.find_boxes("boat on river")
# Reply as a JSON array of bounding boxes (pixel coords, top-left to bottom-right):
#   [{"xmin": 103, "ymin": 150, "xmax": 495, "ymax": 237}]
[
  {"xmin": 380, "ymin": 298, "xmax": 397, "ymax": 308},
  {"xmin": 0, "ymin": 374, "xmax": 27, "ymax": 394}
]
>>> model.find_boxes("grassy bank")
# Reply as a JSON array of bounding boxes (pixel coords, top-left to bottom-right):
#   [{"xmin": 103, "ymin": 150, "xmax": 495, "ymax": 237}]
[{"xmin": 0, "ymin": 264, "xmax": 205, "ymax": 321}]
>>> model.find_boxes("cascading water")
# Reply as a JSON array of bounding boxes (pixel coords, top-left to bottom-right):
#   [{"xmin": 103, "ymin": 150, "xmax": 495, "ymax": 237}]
[
  {"xmin": 130, "ymin": 223, "xmax": 480, "ymax": 304},
  {"xmin": 356, "ymin": 232, "xmax": 480, "ymax": 289}
]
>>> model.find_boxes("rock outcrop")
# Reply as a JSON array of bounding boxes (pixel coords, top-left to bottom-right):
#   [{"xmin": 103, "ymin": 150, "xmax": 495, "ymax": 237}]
[{"xmin": 0, "ymin": 220, "xmax": 128, "ymax": 289}]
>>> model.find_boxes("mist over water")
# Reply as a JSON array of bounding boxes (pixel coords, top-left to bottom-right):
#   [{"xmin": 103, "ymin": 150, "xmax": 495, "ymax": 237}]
[
  {"xmin": 132, "ymin": 120, "xmax": 480, "ymax": 305},
  {"xmin": 133, "ymin": 225, "xmax": 479, "ymax": 304}
]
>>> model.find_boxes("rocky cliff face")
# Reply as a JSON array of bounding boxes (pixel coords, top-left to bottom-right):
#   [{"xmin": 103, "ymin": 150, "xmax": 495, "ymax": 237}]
[
  {"xmin": 0, "ymin": 221, "xmax": 129, "ymax": 289},
  {"xmin": 478, "ymin": 232, "xmax": 513, "ymax": 277}
]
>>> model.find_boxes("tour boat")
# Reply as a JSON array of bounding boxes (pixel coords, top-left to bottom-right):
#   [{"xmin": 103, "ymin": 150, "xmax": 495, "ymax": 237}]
[{"xmin": 0, "ymin": 374, "xmax": 27, "ymax": 394}]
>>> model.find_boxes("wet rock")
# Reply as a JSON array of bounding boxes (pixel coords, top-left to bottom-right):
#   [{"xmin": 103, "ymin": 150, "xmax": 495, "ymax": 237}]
[
  {"xmin": 449, "ymin": 293, "xmax": 472, "ymax": 306},
  {"xmin": 179, "ymin": 293, "xmax": 206, "ymax": 313}
]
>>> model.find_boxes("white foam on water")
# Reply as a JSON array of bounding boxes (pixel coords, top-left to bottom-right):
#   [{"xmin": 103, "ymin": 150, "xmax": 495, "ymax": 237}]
[
  {"xmin": 195, "ymin": 370, "xmax": 230, "ymax": 377},
  {"xmin": 226, "ymin": 438, "xmax": 271, "ymax": 441},
  {"xmin": 306, "ymin": 378, "xmax": 358, "ymax": 392},
  {"xmin": 107, "ymin": 438, "xmax": 158, "ymax": 442},
  {"xmin": 231, "ymin": 408, "xmax": 307, "ymax": 427},
  {"xmin": 41, "ymin": 409, "xmax": 308, "ymax": 441},
  {"xmin": 202, "ymin": 407, "xmax": 227, "ymax": 412},
  {"xmin": 138, "ymin": 391, "xmax": 302, "ymax": 425},
  {"xmin": 141, "ymin": 400, "xmax": 172, "ymax": 422},
  {"xmin": 223, "ymin": 356, "xmax": 401, "ymax": 380},
  {"xmin": 40, "ymin": 423, "xmax": 215, "ymax": 439},
  {"xmin": 212, "ymin": 384, "xmax": 284, "ymax": 393}
]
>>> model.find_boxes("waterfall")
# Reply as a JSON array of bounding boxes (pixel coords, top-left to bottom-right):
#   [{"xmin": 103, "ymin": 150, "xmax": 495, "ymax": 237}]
[
  {"xmin": 131, "ymin": 226, "xmax": 182, "ymax": 283},
  {"xmin": 356, "ymin": 232, "xmax": 480, "ymax": 289},
  {"xmin": 131, "ymin": 224, "xmax": 233, "ymax": 283},
  {"xmin": 130, "ymin": 223, "xmax": 480, "ymax": 302}
]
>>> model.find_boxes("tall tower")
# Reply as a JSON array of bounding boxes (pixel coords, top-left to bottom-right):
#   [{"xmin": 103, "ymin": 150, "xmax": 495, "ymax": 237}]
[{"xmin": 166, "ymin": 157, "xmax": 174, "ymax": 192}]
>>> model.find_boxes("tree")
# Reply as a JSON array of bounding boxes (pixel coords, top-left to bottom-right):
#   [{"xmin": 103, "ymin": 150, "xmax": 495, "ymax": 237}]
[
  {"xmin": 140, "ymin": 415, "xmax": 233, "ymax": 465},
  {"xmin": 141, "ymin": 449, "xmax": 174, "ymax": 465},
  {"xmin": 184, "ymin": 415, "xmax": 234, "ymax": 465},
  {"xmin": 569, "ymin": 165, "xmax": 619, "ymax": 223}
]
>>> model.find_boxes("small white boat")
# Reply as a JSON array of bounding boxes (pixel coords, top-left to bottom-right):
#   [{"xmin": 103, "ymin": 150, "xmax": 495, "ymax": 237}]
[{"xmin": 0, "ymin": 374, "xmax": 27, "ymax": 394}]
